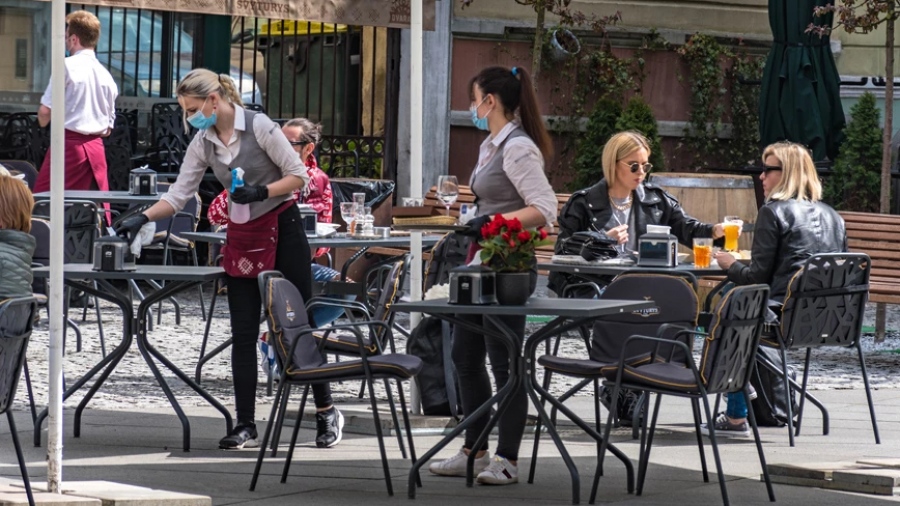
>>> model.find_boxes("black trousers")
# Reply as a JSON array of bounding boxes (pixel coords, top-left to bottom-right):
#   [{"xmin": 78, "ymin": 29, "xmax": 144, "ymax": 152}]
[
  {"xmin": 226, "ymin": 205, "xmax": 332, "ymax": 425},
  {"xmin": 450, "ymin": 270, "xmax": 537, "ymax": 461}
]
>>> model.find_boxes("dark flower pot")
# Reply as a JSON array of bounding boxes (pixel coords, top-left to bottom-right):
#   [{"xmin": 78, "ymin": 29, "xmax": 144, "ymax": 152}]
[{"xmin": 495, "ymin": 272, "xmax": 532, "ymax": 305}]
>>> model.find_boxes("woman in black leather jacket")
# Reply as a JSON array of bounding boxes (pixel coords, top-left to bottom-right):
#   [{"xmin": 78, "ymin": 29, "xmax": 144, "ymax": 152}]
[
  {"xmin": 715, "ymin": 142, "xmax": 847, "ymax": 300},
  {"xmin": 549, "ymin": 131, "xmax": 726, "ymax": 296},
  {"xmin": 708, "ymin": 141, "xmax": 847, "ymax": 437}
]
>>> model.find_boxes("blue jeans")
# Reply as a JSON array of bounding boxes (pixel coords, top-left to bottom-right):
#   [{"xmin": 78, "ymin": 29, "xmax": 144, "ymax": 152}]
[
  {"xmin": 310, "ymin": 263, "xmax": 355, "ymax": 327},
  {"xmin": 726, "ymin": 391, "xmax": 748, "ymax": 419}
]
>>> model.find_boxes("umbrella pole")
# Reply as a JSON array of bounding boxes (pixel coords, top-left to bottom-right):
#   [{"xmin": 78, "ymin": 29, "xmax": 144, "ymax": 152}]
[
  {"xmin": 409, "ymin": 0, "xmax": 424, "ymax": 414},
  {"xmin": 47, "ymin": 0, "xmax": 67, "ymax": 493}
]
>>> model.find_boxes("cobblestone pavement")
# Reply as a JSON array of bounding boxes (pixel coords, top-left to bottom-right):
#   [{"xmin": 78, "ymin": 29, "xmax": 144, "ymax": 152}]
[{"xmin": 15, "ymin": 282, "xmax": 900, "ymax": 412}]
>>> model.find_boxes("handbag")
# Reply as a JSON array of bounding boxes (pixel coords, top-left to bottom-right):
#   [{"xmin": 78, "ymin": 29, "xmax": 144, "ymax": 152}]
[
  {"xmin": 221, "ymin": 202, "xmax": 293, "ymax": 278},
  {"xmin": 558, "ymin": 230, "xmax": 619, "ymax": 261}
]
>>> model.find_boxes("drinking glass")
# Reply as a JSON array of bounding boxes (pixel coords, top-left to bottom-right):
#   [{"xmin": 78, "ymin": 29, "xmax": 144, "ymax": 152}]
[
  {"xmin": 723, "ymin": 216, "xmax": 743, "ymax": 252},
  {"xmin": 693, "ymin": 238, "xmax": 713, "ymax": 268},
  {"xmin": 340, "ymin": 202, "xmax": 357, "ymax": 233},
  {"xmin": 436, "ymin": 175, "xmax": 459, "ymax": 217}
]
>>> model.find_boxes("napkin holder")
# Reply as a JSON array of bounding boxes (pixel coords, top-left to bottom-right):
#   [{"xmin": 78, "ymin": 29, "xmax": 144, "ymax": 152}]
[
  {"xmin": 129, "ymin": 167, "xmax": 158, "ymax": 196},
  {"xmin": 92, "ymin": 236, "xmax": 136, "ymax": 272},
  {"xmin": 449, "ymin": 265, "xmax": 497, "ymax": 305},
  {"xmin": 297, "ymin": 204, "xmax": 318, "ymax": 237},
  {"xmin": 637, "ymin": 233, "xmax": 678, "ymax": 267}
]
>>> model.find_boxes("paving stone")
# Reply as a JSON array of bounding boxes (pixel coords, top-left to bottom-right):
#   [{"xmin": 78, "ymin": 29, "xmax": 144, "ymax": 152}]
[
  {"xmin": 823, "ymin": 480, "xmax": 895, "ymax": 496},
  {"xmin": 832, "ymin": 469, "xmax": 900, "ymax": 488},
  {"xmin": 857, "ymin": 458, "xmax": 900, "ymax": 469},
  {"xmin": 0, "ymin": 492, "xmax": 100, "ymax": 506},
  {"xmin": 79, "ymin": 490, "xmax": 211, "ymax": 506},
  {"xmin": 766, "ymin": 461, "xmax": 873, "ymax": 480},
  {"xmin": 764, "ymin": 474, "xmax": 830, "ymax": 488},
  {"xmin": 29, "ymin": 483, "xmax": 149, "ymax": 494}
]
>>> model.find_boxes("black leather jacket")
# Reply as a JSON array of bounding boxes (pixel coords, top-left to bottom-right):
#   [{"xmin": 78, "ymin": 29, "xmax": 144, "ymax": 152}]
[
  {"xmin": 549, "ymin": 179, "xmax": 715, "ymax": 295},
  {"xmin": 726, "ymin": 199, "xmax": 847, "ymax": 300}
]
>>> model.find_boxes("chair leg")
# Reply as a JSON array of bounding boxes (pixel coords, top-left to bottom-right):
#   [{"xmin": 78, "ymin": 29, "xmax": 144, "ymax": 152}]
[
  {"xmin": 690, "ymin": 398, "xmax": 709, "ymax": 482},
  {"xmin": 93, "ymin": 281, "xmax": 106, "ymax": 358},
  {"xmin": 795, "ymin": 348, "xmax": 813, "ymax": 436},
  {"xmin": 396, "ymin": 378, "xmax": 420, "ymax": 488},
  {"xmin": 382, "ymin": 379, "xmax": 408, "ymax": 459},
  {"xmin": 700, "ymin": 394, "xmax": 730, "ymax": 506},
  {"xmin": 8, "ymin": 411, "xmax": 36, "ymax": 506},
  {"xmin": 192, "ymin": 248, "xmax": 207, "ymax": 321},
  {"xmin": 365, "ymin": 375, "xmax": 394, "ymax": 495},
  {"xmin": 270, "ymin": 383, "xmax": 293, "ymax": 456},
  {"xmin": 745, "ymin": 387, "xmax": 776, "ymax": 502},
  {"xmin": 23, "ymin": 359, "xmax": 36, "ymax": 424},
  {"xmin": 250, "ymin": 380, "xmax": 286, "ymax": 491},
  {"xmin": 593, "ymin": 382, "xmax": 621, "ymax": 504},
  {"xmin": 777, "ymin": 346, "xmax": 796, "ymax": 447},
  {"xmin": 636, "ymin": 393, "xmax": 662, "ymax": 496},
  {"xmin": 856, "ymin": 342, "xmax": 881, "ymax": 444},
  {"xmin": 195, "ymin": 284, "xmax": 219, "ymax": 383},
  {"xmin": 281, "ymin": 385, "xmax": 310, "ymax": 483}
]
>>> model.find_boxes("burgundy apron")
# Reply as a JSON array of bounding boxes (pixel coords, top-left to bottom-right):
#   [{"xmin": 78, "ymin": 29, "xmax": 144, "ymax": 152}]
[{"xmin": 35, "ymin": 130, "xmax": 109, "ymax": 193}]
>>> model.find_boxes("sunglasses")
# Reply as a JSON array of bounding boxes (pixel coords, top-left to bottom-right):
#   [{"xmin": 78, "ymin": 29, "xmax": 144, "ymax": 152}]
[
  {"xmin": 763, "ymin": 165, "xmax": 782, "ymax": 173},
  {"xmin": 289, "ymin": 140, "xmax": 313, "ymax": 147},
  {"xmin": 621, "ymin": 161, "xmax": 653, "ymax": 174}
]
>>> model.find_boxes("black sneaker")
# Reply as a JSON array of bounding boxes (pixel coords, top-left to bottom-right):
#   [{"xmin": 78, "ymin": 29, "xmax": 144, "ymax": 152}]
[
  {"xmin": 702, "ymin": 413, "xmax": 750, "ymax": 438},
  {"xmin": 315, "ymin": 407, "xmax": 344, "ymax": 448},
  {"xmin": 617, "ymin": 389, "xmax": 643, "ymax": 427},
  {"xmin": 219, "ymin": 423, "xmax": 259, "ymax": 449}
]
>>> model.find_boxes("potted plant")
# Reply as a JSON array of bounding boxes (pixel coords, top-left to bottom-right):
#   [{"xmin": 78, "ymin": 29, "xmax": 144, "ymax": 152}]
[
  {"xmin": 478, "ymin": 214, "xmax": 552, "ymax": 305},
  {"xmin": 549, "ymin": 27, "xmax": 581, "ymax": 62}
]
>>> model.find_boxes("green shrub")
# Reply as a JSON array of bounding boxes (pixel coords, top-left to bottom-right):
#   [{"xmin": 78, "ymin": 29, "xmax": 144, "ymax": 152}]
[
  {"xmin": 825, "ymin": 92, "xmax": 882, "ymax": 212},
  {"xmin": 615, "ymin": 95, "xmax": 665, "ymax": 171},
  {"xmin": 569, "ymin": 98, "xmax": 621, "ymax": 191}
]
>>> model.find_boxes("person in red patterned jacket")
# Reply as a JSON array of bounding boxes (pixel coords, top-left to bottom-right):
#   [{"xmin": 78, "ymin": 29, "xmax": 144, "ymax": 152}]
[{"xmin": 282, "ymin": 118, "xmax": 333, "ymax": 258}]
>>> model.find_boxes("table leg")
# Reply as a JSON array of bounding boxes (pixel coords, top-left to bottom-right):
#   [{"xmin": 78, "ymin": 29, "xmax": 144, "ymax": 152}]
[
  {"xmin": 339, "ymin": 246, "xmax": 369, "ymax": 281},
  {"xmin": 34, "ymin": 279, "xmax": 133, "ymax": 447},
  {"xmin": 136, "ymin": 280, "xmax": 233, "ymax": 452}
]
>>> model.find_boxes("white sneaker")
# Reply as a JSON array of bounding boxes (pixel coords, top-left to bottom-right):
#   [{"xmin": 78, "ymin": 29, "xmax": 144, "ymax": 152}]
[
  {"xmin": 428, "ymin": 448, "xmax": 491, "ymax": 477},
  {"xmin": 476, "ymin": 456, "xmax": 518, "ymax": 485}
]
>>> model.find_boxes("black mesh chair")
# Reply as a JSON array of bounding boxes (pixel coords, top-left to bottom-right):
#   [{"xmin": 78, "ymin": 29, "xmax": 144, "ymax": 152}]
[
  {"xmin": 597, "ymin": 284, "xmax": 774, "ymax": 506},
  {"xmin": 0, "ymin": 297, "xmax": 38, "ymax": 506},
  {"xmin": 757, "ymin": 253, "xmax": 877, "ymax": 446},
  {"xmin": 30, "ymin": 202, "xmax": 106, "ymax": 355},
  {"xmin": 0, "ymin": 160, "xmax": 39, "ymax": 190},
  {"xmin": 528, "ymin": 272, "xmax": 701, "ymax": 482},
  {"xmin": 249, "ymin": 271, "xmax": 422, "ymax": 496}
]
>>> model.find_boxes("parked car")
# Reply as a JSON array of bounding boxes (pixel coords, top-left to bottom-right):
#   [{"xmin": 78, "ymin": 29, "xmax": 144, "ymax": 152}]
[{"xmin": 94, "ymin": 9, "xmax": 262, "ymax": 105}]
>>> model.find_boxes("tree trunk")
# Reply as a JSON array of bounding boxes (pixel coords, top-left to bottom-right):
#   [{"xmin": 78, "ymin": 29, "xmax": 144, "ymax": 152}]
[
  {"xmin": 531, "ymin": 1, "xmax": 545, "ymax": 91},
  {"xmin": 881, "ymin": 12, "xmax": 895, "ymax": 214}
]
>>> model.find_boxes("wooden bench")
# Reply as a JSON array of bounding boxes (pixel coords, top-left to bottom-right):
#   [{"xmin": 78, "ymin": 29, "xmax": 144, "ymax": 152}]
[{"xmin": 840, "ymin": 211, "xmax": 900, "ymax": 340}]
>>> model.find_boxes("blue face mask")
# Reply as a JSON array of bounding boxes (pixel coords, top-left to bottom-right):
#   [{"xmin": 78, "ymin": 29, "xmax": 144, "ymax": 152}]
[
  {"xmin": 470, "ymin": 97, "xmax": 491, "ymax": 131},
  {"xmin": 187, "ymin": 98, "xmax": 217, "ymax": 130}
]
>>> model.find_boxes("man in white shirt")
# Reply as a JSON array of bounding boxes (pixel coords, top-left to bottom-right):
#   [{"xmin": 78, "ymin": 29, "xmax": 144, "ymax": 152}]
[{"xmin": 35, "ymin": 10, "xmax": 118, "ymax": 193}]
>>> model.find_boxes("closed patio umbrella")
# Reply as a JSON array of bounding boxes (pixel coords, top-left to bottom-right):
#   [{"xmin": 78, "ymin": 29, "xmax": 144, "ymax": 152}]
[{"xmin": 759, "ymin": 0, "xmax": 845, "ymax": 161}]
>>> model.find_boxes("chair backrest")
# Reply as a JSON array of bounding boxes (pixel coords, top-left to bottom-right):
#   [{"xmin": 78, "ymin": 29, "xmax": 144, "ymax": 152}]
[
  {"xmin": 31, "ymin": 200, "xmax": 101, "ymax": 264},
  {"xmin": 777, "ymin": 253, "xmax": 870, "ymax": 349},
  {"xmin": 29, "ymin": 218, "xmax": 51, "ymax": 294},
  {"xmin": 371, "ymin": 256, "xmax": 408, "ymax": 324},
  {"xmin": 0, "ymin": 160, "xmax": 38, "ymax": 190},
  {"xmin": 152, "ymin": 182, "xmax": 198, "ymax": 239},
  {"xmin": 104, "ymin": 144, "xmax": 133, "ymax": 192},
  {"xmin": 260, "ymin": 272, "xmax": 323, "ymax": 374},
  {"xmin": 699, "ymin": 284, "xmax": 769, "ymax": 395},
  {"xmin": 590, "ymin": 273, "xmax": 700, "ymax": 362},
  {"xmin": 0, "ymin": 297, "xmax": 37, "ymax": 415},
  {"xmin": 423, "ymin": 233, "xmax": 470, "ymax": 292}
]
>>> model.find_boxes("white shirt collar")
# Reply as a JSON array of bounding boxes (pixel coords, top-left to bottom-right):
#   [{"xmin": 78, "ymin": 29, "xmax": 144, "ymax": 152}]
[
  {"xmin": 202, "ymin": 104, "xmax": 245, "ymax": 144},
  {"xmin": 488, "ymin": 120, "xmax": 520, "ymax": 147}
]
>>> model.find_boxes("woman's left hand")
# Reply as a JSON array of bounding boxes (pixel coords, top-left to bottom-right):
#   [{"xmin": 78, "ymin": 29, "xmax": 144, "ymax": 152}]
[
  {"xmin": 232, "ymin": 185, "xmax": 269, "ymax": 204},
  {"xmin": 715, "ymin": 251, "xmax": 736, "ymax": 269}
]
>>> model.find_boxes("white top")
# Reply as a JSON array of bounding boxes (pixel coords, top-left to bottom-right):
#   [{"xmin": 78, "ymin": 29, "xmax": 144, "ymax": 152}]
[
  {"xmin": 473, "ymin": 120, "xmax": 558, "ymax": 225},
  {"xmin": 161, "ymin": 106, "xmax": 308, "ymax": 213},
  {"xmin": 41, "ymin": 49, "xmax": 118, "ymax": 135}
]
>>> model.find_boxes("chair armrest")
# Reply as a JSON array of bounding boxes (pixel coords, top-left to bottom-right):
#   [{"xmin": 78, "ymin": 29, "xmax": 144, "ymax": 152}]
[
  {"xmin": 316, "ymin": 319, "xmax": 394, "ymax": 356},
  {"xmin": 562, "ymin": 281, "xmax": 604, "ymax": 299}
]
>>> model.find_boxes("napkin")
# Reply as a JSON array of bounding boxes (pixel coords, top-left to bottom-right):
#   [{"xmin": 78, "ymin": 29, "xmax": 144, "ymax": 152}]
[
  {"xmin": 315, "ymin": 222, "xmax": 339, "ymax": 237},
  {"xmin": 129, "ymin": 222, "xmax": 156, "ymax": 258}
]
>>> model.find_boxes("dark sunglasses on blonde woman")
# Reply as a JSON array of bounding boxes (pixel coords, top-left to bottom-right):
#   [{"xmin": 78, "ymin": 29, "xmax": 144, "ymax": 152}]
[{"xmin": 622, "ymin": 162, "xmax": 653, "ymax": 174}]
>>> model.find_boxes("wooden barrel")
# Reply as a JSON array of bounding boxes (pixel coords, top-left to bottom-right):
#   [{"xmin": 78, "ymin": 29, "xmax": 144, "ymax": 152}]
[{"xmin": 649, "ymin": 173, "xmax": 758, "ymax": 251}]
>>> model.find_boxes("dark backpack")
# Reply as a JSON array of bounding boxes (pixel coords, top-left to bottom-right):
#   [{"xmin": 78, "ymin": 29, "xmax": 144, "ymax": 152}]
[
  {"xmin": 406, "ymin": 316, "xmax": 460, "ymax": 417},
  {"xmin": 750, "ymin": 347, "xmax": 799, "ymax": 427}
]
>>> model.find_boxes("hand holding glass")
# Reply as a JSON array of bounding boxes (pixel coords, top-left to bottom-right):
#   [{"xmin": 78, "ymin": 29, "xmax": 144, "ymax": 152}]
[
  {"xmin": 723, "ymin": 216, "xmax": 743, "ymax": 252},
  {"xmin": 436, "ymin": 175, "xmax": 459, "ymax": 217},
  {"xmin": 693, "ymin": 238, "xmax": 713, "ymax": 268}
]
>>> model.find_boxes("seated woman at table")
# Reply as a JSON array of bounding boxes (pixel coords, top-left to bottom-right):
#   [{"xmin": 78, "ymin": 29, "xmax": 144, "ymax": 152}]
[
  {"xmin": 428, "ymin": 66, "xmax": 558, "ymax": 486},
  {"xmin": 709, "ymin": 141, "xmax": 846, "ymax": 436},
  {"xmin": 114, "ymin": 69, "xmax": 343, "ymax": 451},
  {"xmin": 0, "ymin": 175, "xmax": 36, "ymax": 298},
  {"xmin": 549, "ymin": 130, "xmax": 727, "ymax": 425}
]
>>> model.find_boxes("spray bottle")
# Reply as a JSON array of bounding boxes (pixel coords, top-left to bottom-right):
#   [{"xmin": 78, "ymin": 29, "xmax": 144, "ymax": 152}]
[{"xmin": 230, "ymin": 167, "xmax": 251, "ymax": 224}]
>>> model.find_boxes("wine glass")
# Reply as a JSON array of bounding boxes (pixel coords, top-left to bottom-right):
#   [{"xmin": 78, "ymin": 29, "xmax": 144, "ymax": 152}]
[
  {"xmin": 339, "ymin": 202, "xmax": 357, "ymax": 233},
  {"xmin": 436, "ymin": 175, "xmax": 459, "ymax": 217}
]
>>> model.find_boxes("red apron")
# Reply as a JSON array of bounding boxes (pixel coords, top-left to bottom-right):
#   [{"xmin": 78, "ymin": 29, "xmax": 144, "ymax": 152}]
[{"xmin": 34, "ymin": 130, "xmax": 109, "ymax": 193}]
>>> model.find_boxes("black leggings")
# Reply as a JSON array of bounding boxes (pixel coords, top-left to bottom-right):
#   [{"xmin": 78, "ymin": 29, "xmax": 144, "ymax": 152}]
[
  {"xmin": 226, "ymin": 205, "xmax": 332, "ymax": 425},
  {"xmin": 450, "ymin": 270, "xmax": 537, "ymax": 461}
]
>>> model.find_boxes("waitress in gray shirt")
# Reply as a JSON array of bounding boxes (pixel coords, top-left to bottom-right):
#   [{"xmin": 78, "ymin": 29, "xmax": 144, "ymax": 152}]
[
  {"xmin": 115, "ymin": 68, "xmax": 343, "ymax": 451},
  {"xmin": 428, "ymin": 66, "xmax": 557, "ymax": 486}
]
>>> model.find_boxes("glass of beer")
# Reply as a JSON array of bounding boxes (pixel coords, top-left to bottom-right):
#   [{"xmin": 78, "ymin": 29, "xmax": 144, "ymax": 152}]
[
  {"xmin": 723, "ymin": 216, "xmax": 743, "ymax": 252},
  {"xmin": 693, "ymin": 238, "xmax": 713, "ymax": 268}
]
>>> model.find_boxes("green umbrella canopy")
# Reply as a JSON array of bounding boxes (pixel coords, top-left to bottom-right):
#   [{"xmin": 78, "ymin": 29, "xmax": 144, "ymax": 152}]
[{"xmin": 759, "ymin": 0, "xmax": 846, "ymax": 161}]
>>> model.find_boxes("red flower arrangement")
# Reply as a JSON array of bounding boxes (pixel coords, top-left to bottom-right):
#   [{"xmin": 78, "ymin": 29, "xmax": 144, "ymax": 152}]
[{"xmin": 478, "ymin": 214, "xmax": 552, "ymax": 273}]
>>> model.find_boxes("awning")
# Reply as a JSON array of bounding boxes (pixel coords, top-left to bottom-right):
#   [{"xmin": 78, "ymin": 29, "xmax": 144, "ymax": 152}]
[{"xmin": 38, "ymin": 0, "xmax": 436, "ymax": 29}]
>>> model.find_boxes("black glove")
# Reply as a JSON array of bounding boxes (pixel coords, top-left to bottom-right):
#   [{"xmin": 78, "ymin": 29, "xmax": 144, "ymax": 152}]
[
  {"xmin": 114, "ymin": 213, "xmax": 149, "ymax": 242},
  {"xmin": 231, "ymin": 185, "xmax": 269, "ymax": 204},
  {"xmin": 459, "ymin": 214, "xmax": 491, "ymax": 238}
]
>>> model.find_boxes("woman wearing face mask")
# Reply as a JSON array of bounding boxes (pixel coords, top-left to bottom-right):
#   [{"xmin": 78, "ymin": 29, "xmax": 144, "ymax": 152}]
[
  {"xmin": 114, "ymin": 68, "xmax": 322, "ymax": 450},
  {"xmin": 427, "ymin": 66, "xmax": 557, "ymax": 486}
]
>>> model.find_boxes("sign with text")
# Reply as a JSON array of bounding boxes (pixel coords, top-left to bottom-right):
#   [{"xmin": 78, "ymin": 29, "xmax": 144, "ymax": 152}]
[{"xmin": 40, "ymin": 0, "xmax": 435, "ymax": 29}]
